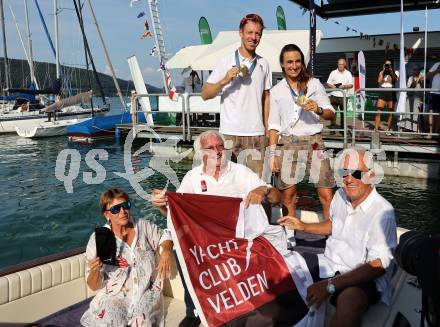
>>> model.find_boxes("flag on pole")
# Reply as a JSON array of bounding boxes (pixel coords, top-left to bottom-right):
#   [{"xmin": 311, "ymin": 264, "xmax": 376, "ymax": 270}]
[
  {"xmin": 165, "ymin": 71, "xmax": 179, "ymax": 101},
  {"xmin": 198, "ymin": 17, "xmax": 213, "ymax": 45},
  {"xmin": 396, "ymin": 0, "xmax": 407, "ymax": 114},
  {"xmin": 358, "ymin": 51, "xmax": 366, "ymax": 121},
  {"xmin": 149, "ymin": 45, "xmax": 157, "ymax": 56},
  {"xmin": 276, "ymin": 6, "xmax": 287, "ymax": 30}
]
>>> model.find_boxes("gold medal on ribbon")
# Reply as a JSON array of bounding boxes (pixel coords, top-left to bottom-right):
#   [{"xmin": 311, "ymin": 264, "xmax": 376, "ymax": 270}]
[
  {"xmin": 297, "ymin": 95, "xmax": 309, "ymax": 107},
  {"xmin": 238, "ymin": 64, "xmax": 249, "ymax": 78}
]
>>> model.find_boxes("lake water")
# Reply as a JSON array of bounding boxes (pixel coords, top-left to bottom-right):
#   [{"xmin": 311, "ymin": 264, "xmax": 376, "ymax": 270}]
[{"xmin": 0, "ymin": 97, "xmax": 439, "ymax": 269}]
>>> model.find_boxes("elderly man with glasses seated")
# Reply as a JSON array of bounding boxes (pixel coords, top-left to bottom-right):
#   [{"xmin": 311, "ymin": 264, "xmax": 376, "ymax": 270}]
[
  {"xmin": 151, "ymin": 130, "xmax": 284, "ymax": 327},
  {"xmin": 278, "ymin": 148, "xmax": 397, "ymax": 327},
  {"xmin": 81, "ymin": 188, "xmax": 173, "ymax": 327}
]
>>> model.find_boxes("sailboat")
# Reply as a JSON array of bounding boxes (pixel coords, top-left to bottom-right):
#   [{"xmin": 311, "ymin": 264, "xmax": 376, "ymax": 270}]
[{"xmin": 0, "ymin": 0, "xmax": 109, "ymax": 134}]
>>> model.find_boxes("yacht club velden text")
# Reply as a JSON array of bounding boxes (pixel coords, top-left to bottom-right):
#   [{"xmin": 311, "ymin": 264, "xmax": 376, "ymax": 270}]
[{"xmin": 188, "ymin": 239, "xmax": 269, "ymax": 313}]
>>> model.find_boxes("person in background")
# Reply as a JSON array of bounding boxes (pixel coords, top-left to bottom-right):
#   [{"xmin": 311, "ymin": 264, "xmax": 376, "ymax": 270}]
[
  {"xmin": 406, "ymin": 65, "xmax": 424, "ymax": 132},
  {"xmin": 427, "ymin": 61, "xmax": 440, "ymax": 137},
  {"xmin": 184, "ymin": 70, "xmax": 201, "ymax": 93},
  {"xmin": 268, "ymin": 43, "xmax": 335, "ymax": 254},
  {"xmin": 201, "ymin": 14, "xmax": 271, "ymax": 176},
  {"xmin": 81, "ymin": 188, "xmax": 173, "ymax": 327},
  {"xmin": 375, "ymin": 59, "xmax": 399, "ymax": 133},
  {"xmin": 326, "ymin": 57, "xmax": 353, "ymax": 130},
  {"xmin": 130, "ymin": 90, "xmax": 138, "ymax": 125},
  {"xmin": 279, "ymin": 148, "xmax": 397, "ymax": 327}
]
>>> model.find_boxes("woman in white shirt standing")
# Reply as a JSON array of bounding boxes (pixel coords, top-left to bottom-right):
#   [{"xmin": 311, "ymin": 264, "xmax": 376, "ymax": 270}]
[
  {"xmin": 375, "ymin": 59, "xmax": 399, "ymax": 131},
  {"xmin": 268, "ymin": 44, "xmax": 335, "ymax": 252}
]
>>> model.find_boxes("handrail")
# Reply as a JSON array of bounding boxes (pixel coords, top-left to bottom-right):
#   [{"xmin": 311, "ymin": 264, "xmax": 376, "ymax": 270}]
[
  {"xmin": 127, "ymin": 89, "xmax": 438, "ymax": 148},
  {"xmin": 134, "ymin": 93, "xmax": 187, "ymax": 141}
]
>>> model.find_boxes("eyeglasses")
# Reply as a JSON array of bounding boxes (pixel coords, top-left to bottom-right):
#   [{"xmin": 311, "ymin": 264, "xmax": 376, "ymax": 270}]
[
  {"xmin": 337, "ymin": 169, "xmax": 366, "ymax": 180},
  {"xmin": 202, "ymin": 143, "xmax": 225, "ymax": 151},
  {"xmin": 106, "ymin": 201, "xmax": 131, "ymax": 214}
]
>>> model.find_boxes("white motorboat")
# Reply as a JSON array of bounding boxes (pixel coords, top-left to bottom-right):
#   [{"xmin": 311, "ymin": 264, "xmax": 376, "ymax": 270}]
[
  {"xmin": 0, "ymin": 211, "xmax": 425, "ymax": 327},
  {"xmin": 0, "ymin": 91, "xmax": 109, "ymax": 134},
  {"xmin": 15, "ymin": 118, "xmax": 87, "ymax": 138}
]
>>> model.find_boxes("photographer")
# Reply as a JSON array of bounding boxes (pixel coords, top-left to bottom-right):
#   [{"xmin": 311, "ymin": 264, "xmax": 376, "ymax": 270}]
[{"xmin": 375, "ymin": 59, "xmax": 399, "ymax": 133}]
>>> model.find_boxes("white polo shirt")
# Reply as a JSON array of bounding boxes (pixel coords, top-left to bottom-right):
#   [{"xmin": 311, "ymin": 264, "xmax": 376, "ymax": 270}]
[
  {"xmin": 268, "ymin": 78, "xmax": 335, "ymax": 136},
  {"xmin": 177, "ymin": 161, "xmax": 266, "ymax": 197},
  {"xmin": 176, "ymin": 161, "xmax": 286, "ymax": 252},
  {"xmin": 429, "ymin": 62, "xmax": 440, "ymax": 95},
  {"xmin": 318, "ymin": 187, "xmax": 397, "ymax": 304},
  {"xmin": 326, "ymin": 69, "xmax": 353, "ymax": 97},
  {"xmin": 207, "ymin": 50, "xmax": 271, "ymax": 136}
]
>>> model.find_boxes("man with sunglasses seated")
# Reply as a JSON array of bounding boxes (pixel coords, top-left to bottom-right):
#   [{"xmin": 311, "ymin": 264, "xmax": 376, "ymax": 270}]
[{"xmin": 278, "ymin": 148, "xmax": 397, "ymax": 327}]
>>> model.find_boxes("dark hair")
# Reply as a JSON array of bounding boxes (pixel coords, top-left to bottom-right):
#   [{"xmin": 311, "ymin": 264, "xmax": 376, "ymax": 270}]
[
  {"xmin": 384, "ymin": 58, "xmax": 394, "ymax": 68},
  {"xmin": 239, "ymin": 13, "xmax": 265, "ymax": 30},
  {"xmin": 100, "ymin": 188, "xmax": 129, "ymax": 214},
  {"xmin": 279, "ymin": 44, "xmax": 312, "ymax": 89}
]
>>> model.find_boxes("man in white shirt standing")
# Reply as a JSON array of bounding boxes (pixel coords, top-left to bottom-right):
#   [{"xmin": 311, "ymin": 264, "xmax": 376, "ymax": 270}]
[
  {"xmin": 326, "ymin": 58, "xmax": 353, "ymax": 130},
  {"xmin": 279, "ymin": 148, "xmax": 397, "ymax": 327},
  {"xmin": 201, "ymin": 14, "xmax": 271, "ymax": 176},
  {"xmin": 427, "ymin": 61, "xmax": 440, "ymax": 136}
]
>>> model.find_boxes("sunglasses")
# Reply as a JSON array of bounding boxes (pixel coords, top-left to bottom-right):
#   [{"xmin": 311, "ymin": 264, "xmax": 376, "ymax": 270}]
[
  {"xmin": 240, "ymin": 13, "xmax": 264, "ymax": 27},
  {"xmin": 337, "ymin": 169, "xmax": 366, "ymax": 180},
  {"xmin": 106, "ymin": 201, "xmax": 131, "ymax": 214}
]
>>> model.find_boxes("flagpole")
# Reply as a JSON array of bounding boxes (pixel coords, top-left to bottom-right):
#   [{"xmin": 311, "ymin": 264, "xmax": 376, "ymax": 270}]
[
  {"xmin": 396, "ymin": 0, "xmax": 407, "ymax": 121},
  {"xmin": 423, "ymin": 7, "xmax": 428, "ymax": 115}
]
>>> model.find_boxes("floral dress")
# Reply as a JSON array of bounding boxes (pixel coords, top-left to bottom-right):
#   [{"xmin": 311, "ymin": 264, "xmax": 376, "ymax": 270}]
[{"xmin": 80, "ymin": 218, "xmax": 172, "ymax": 327}]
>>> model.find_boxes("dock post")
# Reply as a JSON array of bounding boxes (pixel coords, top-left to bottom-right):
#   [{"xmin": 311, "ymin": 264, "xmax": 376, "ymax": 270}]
[{"xmin": 115, "ymin": 127, "xmax": 121, "ymax": 141}]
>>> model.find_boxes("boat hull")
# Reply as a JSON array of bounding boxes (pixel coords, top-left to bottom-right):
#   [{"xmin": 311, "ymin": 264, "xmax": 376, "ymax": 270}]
[
  {"xmin": 15, "ymin": 118, "xmax": 87, "ymax": 138},
  {"xmin": 66, "ymin": 112, "xmax": 147, "ymax": 140},
  {"xmin": 0, "ymin": 107, "xmax": 109, "ymax": 134}
]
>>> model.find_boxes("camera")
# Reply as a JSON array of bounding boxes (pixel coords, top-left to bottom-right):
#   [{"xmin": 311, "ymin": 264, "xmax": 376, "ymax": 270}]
[
  {"xmin": 394, "ymin": 231, "xmax": 440, "ymax": 326},
  {"xmin": 384, "ymin": 64, "xmax": 391, "ymax": 69}
]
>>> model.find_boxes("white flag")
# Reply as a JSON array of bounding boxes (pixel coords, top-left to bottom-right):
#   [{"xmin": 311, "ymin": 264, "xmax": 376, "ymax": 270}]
[{"xmin": 396, "ymin": 0, "xmax": 407, "ymax": 114}]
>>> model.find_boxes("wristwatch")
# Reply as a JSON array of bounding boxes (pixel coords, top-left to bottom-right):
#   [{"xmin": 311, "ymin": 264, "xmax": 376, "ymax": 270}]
[
  {"xmin": 326, "ymin": 278, "xmax": 336, "ymax": 294},
  {"xmin": 316, "ymin": 107, "xmax": 324, "ymax": 115}
]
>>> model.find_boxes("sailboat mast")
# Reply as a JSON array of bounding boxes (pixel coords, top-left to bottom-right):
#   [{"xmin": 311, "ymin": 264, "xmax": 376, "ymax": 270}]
[
  {"xmin": 54, "ymin": 0, "xmax": 60, "ymax": 79},
  {"xmin": 72, "ymin": 0, "xmax": 106, "ymax": 107},
  {"xmin": 24, "ymin": 0, "xmax": 36, "ymax": 87},
  {"xmin": 0, "ymin": 0, "xmax": 11, "ymax": 90},
  {"xmin": 86, "ymin": 0, "xmax": 126, "ymax": 109}
]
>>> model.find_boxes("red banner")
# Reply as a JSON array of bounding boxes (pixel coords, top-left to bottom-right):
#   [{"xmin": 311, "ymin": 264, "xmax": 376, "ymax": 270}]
[{"xmin": 167, "ymin": 192, "xmax": 307, "ymax": 327}]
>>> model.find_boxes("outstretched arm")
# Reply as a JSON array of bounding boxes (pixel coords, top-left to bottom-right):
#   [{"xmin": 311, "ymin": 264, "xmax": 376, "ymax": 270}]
[{"xmin": 278, "ymin": 216, "xmax": 332, "ymax": 236}]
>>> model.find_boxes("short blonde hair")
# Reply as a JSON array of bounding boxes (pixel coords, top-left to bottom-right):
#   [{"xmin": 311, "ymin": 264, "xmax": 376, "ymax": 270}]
[{"xmin": 99, "ymin": 188, "xmax": 129, "ymax": 213}]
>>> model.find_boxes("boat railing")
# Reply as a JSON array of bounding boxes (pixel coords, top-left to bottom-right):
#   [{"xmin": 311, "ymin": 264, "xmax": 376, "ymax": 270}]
[{"xmin": 132, "ymin": 88, "xmax": 440, "ymax": 148}]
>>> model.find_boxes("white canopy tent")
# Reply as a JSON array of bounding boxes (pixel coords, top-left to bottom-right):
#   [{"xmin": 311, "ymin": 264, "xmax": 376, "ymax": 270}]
[
  {"xmin": 166, "ymin": 44, "xmax": 209, "ymax": 70},
  {"xmin": 166, "ymin": 30, "xmax": 323, "ymax": 73}
]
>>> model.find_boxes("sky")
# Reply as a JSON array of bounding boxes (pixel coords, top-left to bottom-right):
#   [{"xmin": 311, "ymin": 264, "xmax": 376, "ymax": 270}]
[{"xmin": 2, "ymin": 0, "xmax": 440, "ymax": 88}]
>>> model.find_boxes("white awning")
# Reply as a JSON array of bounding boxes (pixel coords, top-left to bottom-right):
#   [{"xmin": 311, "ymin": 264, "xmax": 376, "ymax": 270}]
[
  {"xmin": 166, "ymin": 44, "xmax": 209, "ymax": 70},
  {"xmin": 166, "ymin": 30, "xmax": 323, "ymax": 73}
]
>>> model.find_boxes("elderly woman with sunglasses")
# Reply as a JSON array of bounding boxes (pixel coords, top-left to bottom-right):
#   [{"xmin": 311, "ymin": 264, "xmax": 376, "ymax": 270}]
[{"xmin": 80, "ymin": 188, "xmax": 173, "ymax": 327}]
